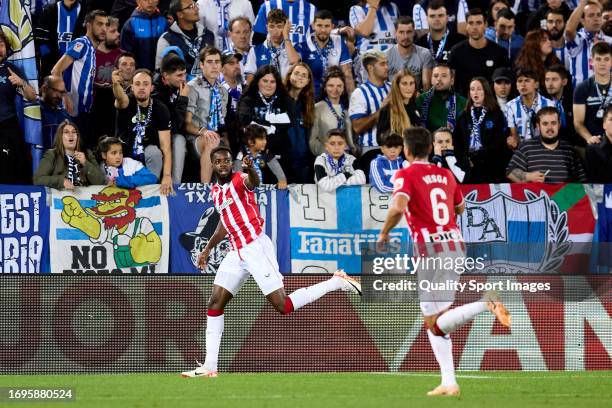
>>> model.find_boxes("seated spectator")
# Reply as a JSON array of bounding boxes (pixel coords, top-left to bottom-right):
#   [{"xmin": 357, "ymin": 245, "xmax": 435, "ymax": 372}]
[
  {"xmin": 585, "ymin": 106, "xmax": 612, "ymax": 183},
  {"xmin": 233, "ymin": 124, "xmax": 287, "ymax": 188},
  {"xmin": 156, "ymin": 0, "xmax": 214, "ymax": 81},
  {"xmin": 453, "ymin": 77, "xmax": 510, "ymax": 183},
  {"xmin": 0, "ymin": 31, "xmax": 37, "ymax": 184},
  {"xmin": 506, "ymin": 107, "xmax": 586, "ymax": 183},
  {"xmin": 238, "ymin": 65, "xmax": 296, "ymax": 182},
  {"xmin": 40, "ymin": 75, "xmax": 71, "ymax": 150},
  {"xmin": 431, "ymin": 127, "xmax": 467, "ymax": 182},
  {"xmin": 153, "ymin": 54, "xmax": 190, "ymax": 183},
  {"xmin": 244, "ymin": 9, "xmax": 299, "ymax": 82},
  {"xmin": 113, "ymin": 68, "xmax": 174, "ymax": 195},
  {"xmin": 487, "ymin": 0, "xmax": 511, "ymax": 29},
  {"xmin": 492, "ymin": 67, "xmax": 514, "ymax": 112},
  {"xmin": 184, "ymin": 47, "xmax": 228, "ymax": 183},
  {"xmin": 505, "ymin": 69, "xmax": 556, "ymax": 148},
  {"xmin": 311, "ymin": 67, "xmax": 353, "ymax": 156},
  {"xmin": 285, "ymin": 62, "xmax": 316, "ymax": 183},
  {"xmin": 416, "ymin": 63, "xmax": 466, "ymax": 132},
  {"xmin": 484, "ymin": 8, "xmax": 523, "ymax": 63},
  {"xmin": 115, "ymin": 51, "xmax": 137, "ymax": 91},
  {"xmin": 97, "ymin": 136, "xmax": 157, "ymax": 188},
  {"xmin": 573, "ymin": 42, "xmax": 612, "ymax": 146},
  {"xmin": 224, "ymin": 16, "xmax": 253, "ymax": 80},
  {"xmin": 253, "ymin": 0, "xmax": 316, "ymax": 45},
  {"xmin": 514, "ymin": 28, "xmax": 560, "ymax": 85},
  {"xmin": 378, "ymin": 69, "xmax": 422, "ymax": 142},
  {"xmin": 314, "ymin": 129, "xmax": 365, "ymax": 192},
  {"xmin": 413, "ymin": 0, "xmax": 467, "ymax": 37},
  {"xmin": 369, "ymin": 132, "xmax": 407, "ymax": 193},
  {"xmin": 120, "ymin": 0, "xmax": 168, "ymax": 71},
  {"xmin": 386, "ymin": 16, "xmax": 434, "ymax": 92},
  {"xmin": 33, "ymin": 120, "xmax": 105, "ymax": 189}
]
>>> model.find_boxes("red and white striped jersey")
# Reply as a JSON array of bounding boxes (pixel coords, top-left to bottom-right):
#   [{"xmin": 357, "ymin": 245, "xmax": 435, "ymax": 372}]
[{"xmin": 211, "ymin": 172, "xmax": 264, "ymax": 250}]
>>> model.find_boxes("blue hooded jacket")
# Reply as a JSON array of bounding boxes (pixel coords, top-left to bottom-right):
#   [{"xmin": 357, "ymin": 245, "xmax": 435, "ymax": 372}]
[{"xmin": 120, "ymin": 8, "xmax": 168, "ymax": 71}]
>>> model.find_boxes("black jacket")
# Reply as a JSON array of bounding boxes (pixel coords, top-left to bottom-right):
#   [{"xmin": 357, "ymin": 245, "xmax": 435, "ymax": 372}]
[
  {"xmin": 453, "ymin": 108, "xmax": 511, "ymax": 183},
  {"xmin": 152, "ymin": 77, "xmax": 189, "ymax": 134},
  {"xmin": 376, "ymin": 102, "xmax": 422, "ymax": 145}
]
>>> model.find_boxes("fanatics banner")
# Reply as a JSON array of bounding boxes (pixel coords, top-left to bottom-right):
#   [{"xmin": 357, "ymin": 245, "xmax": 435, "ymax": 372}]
[{"xmin": 49, "ymin": 185, "xmax": 170, "ymax": 274}]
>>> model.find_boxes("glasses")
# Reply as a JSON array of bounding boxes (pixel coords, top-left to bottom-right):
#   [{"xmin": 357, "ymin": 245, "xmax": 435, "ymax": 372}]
[{"xmin": 181, "ymin": 2, "xmax": 198, "ymax": 11}]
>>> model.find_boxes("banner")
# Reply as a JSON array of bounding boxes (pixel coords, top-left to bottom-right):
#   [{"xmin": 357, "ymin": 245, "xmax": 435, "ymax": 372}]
[
  {"xmin": 0, "ymin": 0, "xmax": 43, "ymax": 169},
  {"xmin": 0, "ymin": 185, "xmax": 49, "ymax": 273},
  {"xmin": 289, "ymin": 185, "xmax": 410, "ymax": 275},
  {"xmin": 168, "ymin": 184, "xmax": 291, "ymax": 274},
  {"xmin": 458, "ymin": 184, "xmax": 595, "ymax": 273},
  {"xmin": 49, "ymin": 185, "xmax": 169, "ymax": 274}
]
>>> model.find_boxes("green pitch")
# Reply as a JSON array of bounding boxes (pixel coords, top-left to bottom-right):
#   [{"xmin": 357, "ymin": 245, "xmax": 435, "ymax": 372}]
[{"xmin": 1, "ymin": 371, "xmax": 611, "ymax": 408}]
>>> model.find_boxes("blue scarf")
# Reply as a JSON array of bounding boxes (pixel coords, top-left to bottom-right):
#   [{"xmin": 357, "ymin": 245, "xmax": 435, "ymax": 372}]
[
  {"xmin": 206, "ymin": 79, "xmax": 224, "ymax": 131},
  {"xmin": 326, "ymin": 153, "xmax": 346, "ymax": 175},
  {"xmin": 132, "ymin": 100, "xmax": 153, "ymax": 162},
  {"xmin": 469, "ymin": 107, "xmax": 487, "ymax": 152},
  {"xmin": 65, "ymin": 154, "xmax": 81, "ymax": 185}
]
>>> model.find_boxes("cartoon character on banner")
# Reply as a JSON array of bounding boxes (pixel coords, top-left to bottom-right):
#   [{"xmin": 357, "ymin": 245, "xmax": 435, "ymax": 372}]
[
  {"xmin": 60, "ymin": 186, "xmax": 162, "ymax": 268},
  {"xmin": 179, "ymin": 207, "xmax": 231, "ymax": 274}
]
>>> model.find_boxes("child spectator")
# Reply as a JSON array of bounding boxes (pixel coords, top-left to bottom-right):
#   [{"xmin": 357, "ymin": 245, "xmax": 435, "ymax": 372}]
[
  {"xmin": 314, "ymin": 129, "xmax": 365, "ymax": 192},
  {"xmin": 233, "ymin": 124, "xmax": 287, "ymax": 189},
  {"xmin": 33, "ymin": 120, "xmax": 105, "ymax": 190},
  {"xmin": 369, "ymin": 132, "xmax": 407, "ymax": 194},
  {"xmin": 97, "ymin": 136, "xmax": 157, "ymax": 189},
  {"xmin": 431, "ymin": 127, "xmax": 467, "ymax": 182}
]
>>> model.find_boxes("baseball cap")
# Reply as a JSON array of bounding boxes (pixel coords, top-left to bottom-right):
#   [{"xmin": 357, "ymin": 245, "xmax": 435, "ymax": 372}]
[
  {"xmin": 492, "ymin": 67, "xmax": 513, "ymax": 83},
  {"xmin": 221, "ymin": 50, "xmax": 243, "ymax": 65}
]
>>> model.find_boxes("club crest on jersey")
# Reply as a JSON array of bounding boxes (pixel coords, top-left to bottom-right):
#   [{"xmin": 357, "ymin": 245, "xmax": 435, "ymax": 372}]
[
  {"xmin": 393, "ymin": 177, "xmax": 404, "ymax": 191},
  {"xmin": 457, "ymin": 189, "xmax": 569, "ymax": 273}
]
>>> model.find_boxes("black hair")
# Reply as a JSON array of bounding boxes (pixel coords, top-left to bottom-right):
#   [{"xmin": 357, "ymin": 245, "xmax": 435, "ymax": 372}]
[
  {"xmin": 115, "ymin": 51, "xmax": 136, "ymax": 68},
  {"xmin": 199, "ymin": 46, "xmax": 222, "ymax": 62},
  {"xmin": 210, "ymin": 146, "xmax": 233, "ymax": 161},
  {"xmin": 161, "ymin": 53, "xmax": 186, "ymax": 74},
  {"xmin": 403, "ymin": 127, "xmax": 432, "ymax": 158},
  {"xmin": 97, "ymin": 136, "xmax": 123, "ymax": 162},
  {"xmin": 394, "ymin": 16, "xmax": 414, "ymax": 30},
  {"xmin": 242, "ymin": 65, "xmax": 289, "ymax": 101},
  {"xmin": 605, "ymin": 105, "xmax": 612, "ymax": 120},
  {"xmin": 326, "ymin": 128, "xmax": 348, "ymax": 142},
  {"xmin": 545, "ymin": 64, "xmax": 569, "ymax": 80},
  {"xmin": 466, "ymin": 8, "xmax": 486, "ymax": 21},
  {"xmin": 243, "ymin": 124, "xmax": 267, "ymax": 144},
  {"xmin": 427, "ymin": 0, "xmax": 447, "ymax": 12},
  {"xmin": 496, "ymin": 8, "xmax": 515, "ymax": 21},
  {"xmin": 84, "ymin": 9, "xmax": 107, "ymax": 25},
  {"xmin": 381, "ymin": 132, "xmax": 404, "ymax": 148},
  {"xmin": 314, "ymin": 9, "xmax": 334, "ymax": 22},
  {"xmin": 535, "ymin": 106, "xmax": 560, "ymax": 124},
  {"xmin": 592, "ymin": 41, "xmax": 612, "ymax": 57}
]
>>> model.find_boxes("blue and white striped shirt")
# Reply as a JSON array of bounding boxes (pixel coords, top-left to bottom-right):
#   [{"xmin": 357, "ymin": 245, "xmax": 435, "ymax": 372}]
[
  {"xmin": 505, "ymin": 93, "xmax": 556, "ymax": 141},
  {"xmin": 64, "ymin": 35, "xmax": 96, "ymax": 116},
  {"xmin": 253, "ymin": 0, "xmax": 316, "ymax": 45},
  {"xmin": 566, "ymin": 29, "xmax": 612, "ymax": 87},
  {"xmin": 369, "ymin": 154, "xmax": 407, "ymax": 193},
  {"xmin": 349, "ymin": 81, "xmax": 391, "ymax": 148},
  {"xmin": 349, "ymin": 2, "xmax": 399, "ymax": 54},
  {"xmin": 244, "ymin": 39, "xmax": 291, "ymax": 78},
  {"xmin": 56, "ymin": 1, "xmax": 81, "ymax": 56}
]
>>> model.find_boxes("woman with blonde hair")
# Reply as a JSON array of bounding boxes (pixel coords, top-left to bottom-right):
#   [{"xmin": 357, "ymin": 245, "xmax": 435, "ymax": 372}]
[
  {"xmin": 33, "ymin": 120, "xmax": 105, "ymax": 189},
  {"xmin": 376, "ymin": 69, "xmax": 421, "ymax": 145}
]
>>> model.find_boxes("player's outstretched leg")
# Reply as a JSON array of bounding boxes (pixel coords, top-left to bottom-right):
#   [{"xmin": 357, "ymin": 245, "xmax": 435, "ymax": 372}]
[
  {"xmin": 424, "ymin": 293, "xmax": 511, "ymax": 396},
  {"xmin": 181, "ymin": 285, "xmax": 233, "ymax": 378},
  {"xmin": 266, "ymin": 270, "xmax": 361, "ymax": 315}
]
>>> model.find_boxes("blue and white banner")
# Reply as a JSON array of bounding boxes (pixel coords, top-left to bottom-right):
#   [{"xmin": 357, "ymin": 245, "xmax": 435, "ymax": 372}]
[
  {"xmin": 0, "ymin": 185, "xmax": 49, "ymax": 273},
  {"xmin": 169, "ymin": 184, "xmax": 291, "ymax": 274},
  {"xmin": 49, "ymin": 185, "xmax": 169, "ymax": 274},
  {"xmin": 289, "ymin": 185, "xmax": 410, "ymax": 275}
]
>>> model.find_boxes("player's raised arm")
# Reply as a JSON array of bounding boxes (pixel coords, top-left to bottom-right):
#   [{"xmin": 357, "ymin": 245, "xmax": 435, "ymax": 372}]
[
  {"xmin": 197, "ymin": 221, "xmax": 228, "ymax": 270},
  {"xmin": 242, "ymin": 156, "xmax": 260, "ymax": 190}
]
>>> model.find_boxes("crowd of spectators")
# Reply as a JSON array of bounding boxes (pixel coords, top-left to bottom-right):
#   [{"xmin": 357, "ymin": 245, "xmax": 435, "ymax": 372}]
[{"xmin": 0, "ymin": 0, "xmax": 610, "ymax": 193}]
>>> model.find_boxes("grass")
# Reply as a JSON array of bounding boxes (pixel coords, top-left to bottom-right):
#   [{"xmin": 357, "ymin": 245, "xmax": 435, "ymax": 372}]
[{"xmin": 1, "ymin": 371, "xmax": 611, "ymax": 408}]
